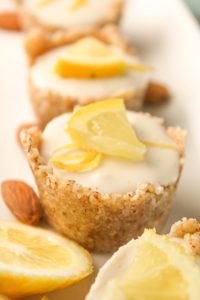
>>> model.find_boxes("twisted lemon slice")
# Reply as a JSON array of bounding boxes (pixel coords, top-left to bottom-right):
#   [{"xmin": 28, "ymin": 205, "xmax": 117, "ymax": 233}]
[
  {"xmin": 0, "ymin": 219, "xmax": 93, "ymax": 298},
  {"xmin": 54, "ymin": 37, "xmax": 149, "ymax": 79},
  {"xmin": 87, "ymin": 230, "xmax": 200, "ymax": 300},
  {"xmin": 50, "ymin": 144, "xmax": 102, "ymax": 172}
]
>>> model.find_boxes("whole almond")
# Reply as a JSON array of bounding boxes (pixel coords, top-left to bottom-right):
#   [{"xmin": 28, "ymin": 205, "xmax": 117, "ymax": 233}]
[
  {"xmin": 1, "ymin": 180, "xmax": 42, "ymax": 225},
  {"xmin": 16, "ymin": 123, "xmax": 39, "ymax": 149},
  {"xmin": 0, "ymin": 12, "xmax": 21, "ymax": 31},
  {"xmin": 145, "ymin": 81, "xmax": 170, "ymax": 105}
]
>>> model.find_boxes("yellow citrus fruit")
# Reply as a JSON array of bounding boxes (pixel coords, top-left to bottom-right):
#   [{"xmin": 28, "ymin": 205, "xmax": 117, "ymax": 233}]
[
  {"xmin": 54, "ymin": 37, "xmax": 148, "ymax": 79},
  {"xmin": 67, "ymin": 99, "xmax": 146, "ymax": 162},
  {"xmin": 87, "ymin": 230, "xmax": 200, "ymax": 300},
  {"xmin": 0, "ymin": 219, "xmax": 93, "ymax": 298}
]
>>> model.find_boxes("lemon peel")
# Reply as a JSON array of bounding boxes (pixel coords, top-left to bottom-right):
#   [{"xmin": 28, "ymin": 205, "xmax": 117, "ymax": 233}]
[
  {"xmin": 54, "ymin": 37, "xmax": 150, "ymax": 79},
  {"xmin": 50, "ymin": 144, "xmax": 102, "ymax": 172}
]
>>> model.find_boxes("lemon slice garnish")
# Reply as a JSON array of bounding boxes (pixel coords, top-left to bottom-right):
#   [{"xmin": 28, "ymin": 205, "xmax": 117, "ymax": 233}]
[
  {"xmin": 0, "ymin": 219, "xmax": 93, "ymax": 298},
  {"xmin": 67, "ymin": 99, "xmax": 146, "ymax": 162},
  {"xmin": 54, "ymin": 37, "xmax": 150, "ymax": 79},
  {"xmin": 87, "ymin": 230, "xmax": 200, "ymax": 300},
  {"xmin": 50, "ymin": 144, "xmax": 102, "ymax": 172}
]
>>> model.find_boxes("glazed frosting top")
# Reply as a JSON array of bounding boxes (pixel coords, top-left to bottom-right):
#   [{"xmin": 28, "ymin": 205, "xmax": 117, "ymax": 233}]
[
  {"xmin": 30, "ymin": 45, "xmax": 149, "ymax": 101},
  {"xmin": 41, "ymin": 111, "xmax": 180, "ymax": 194},
  {"xmin": 23, "ymin": 0, "xmax": 120, "ymax": 29}
]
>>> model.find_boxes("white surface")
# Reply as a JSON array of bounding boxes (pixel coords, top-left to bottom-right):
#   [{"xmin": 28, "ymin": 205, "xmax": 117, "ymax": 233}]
[{"xmin": 0, "ymin": 0, "xmax": 200, "ymax": 299}]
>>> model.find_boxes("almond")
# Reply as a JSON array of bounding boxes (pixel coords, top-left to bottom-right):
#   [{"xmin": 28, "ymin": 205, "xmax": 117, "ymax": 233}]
[
  {"xmin": 0, "ymin": 12, "xmax": 21, "ymax": 31},
  {"xmin": 145, "ymin": 81, "xmax": 170, "ymax": 105},
  {"xmin": 16, "ymin": 123, "xmax": 39, "ymax": 149},
  {"xmin": 1, "ymin": 180, "xmax": 42, "ymax": 225}
]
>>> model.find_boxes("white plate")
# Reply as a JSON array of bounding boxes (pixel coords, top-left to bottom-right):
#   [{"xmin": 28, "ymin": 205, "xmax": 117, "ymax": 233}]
[{"xmin": 0, "ymin": 0, "xmax": 200, "ymax": 299}]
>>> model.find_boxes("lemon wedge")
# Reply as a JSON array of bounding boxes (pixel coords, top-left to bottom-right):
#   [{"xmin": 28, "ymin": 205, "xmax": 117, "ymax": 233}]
[
  {"xmin": 0, "ymin": 219, "xmax": 93, "ymax": 298},
  {"xmin": 87, "ymin": 230, "xmax": 200, "ymax": 300},
  {"xmin": 67, "ymin": 99, "xmax": 146, "ymax": 162},
  {"xmin": 54, "ymin": 37, "xmax": 149, "ymax": 79}
]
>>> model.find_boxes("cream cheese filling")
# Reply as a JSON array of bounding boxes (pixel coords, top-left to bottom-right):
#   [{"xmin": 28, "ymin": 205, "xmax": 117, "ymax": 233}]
[
  {"xmin": 30, "ymin": 44, "xmax": 149, "ymax": 102},
  {"xmin": 41, "ymin": 111, "xmax": 180, "ymax": 194},
  {"xmin": 23, "ymin": 0, "xmax": 120, "ymax": 29}
]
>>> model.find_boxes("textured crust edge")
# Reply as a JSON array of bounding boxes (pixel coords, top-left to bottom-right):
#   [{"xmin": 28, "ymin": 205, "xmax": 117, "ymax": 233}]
[
  {"xmin": 169, "ymin": 218, "xmax": 200, "ymax": 255},
  {"xmin": 23, "ymin": 24, "xmax": 133, "ymax": 64},
  {"xmin": 29, "ymin": 78, "xmax": 146, "ymax": 128},
  {"xmin": 20, "ymin": 122, "xmax": 185, "ymax": 252}
]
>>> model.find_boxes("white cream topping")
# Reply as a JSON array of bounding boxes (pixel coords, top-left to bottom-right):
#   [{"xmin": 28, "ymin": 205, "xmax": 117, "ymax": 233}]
[
  {"xmin": 41, "ymin": 112, "xmax": 180, "ymax": 194},
  {"xmin": 23, "ymin": 0, "xmax": 120, "ymax": 29},
  {"xmin": 86, "ymin": 237, "xmax": 200, "ymax": 300},
  {"xmin": 30, "ymin": 44, "xmax": 149, "ymax": 101}
]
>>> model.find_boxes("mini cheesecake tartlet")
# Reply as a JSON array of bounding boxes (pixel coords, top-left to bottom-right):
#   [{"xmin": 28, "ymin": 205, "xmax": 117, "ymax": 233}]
[
  {"xmin": 28, "ymin": 34, "xmax": 150, "ymax": 128},
  {"xmin": 21, "ymin": 99, "xmax": 185, "ymax": 252},
  {"xmin": 17, "ymin": 0, "xmax": 124, "ymax": 34},
  {"xmin": 87, "ymin": 218, "xmax": 200, "ymax": 299}
]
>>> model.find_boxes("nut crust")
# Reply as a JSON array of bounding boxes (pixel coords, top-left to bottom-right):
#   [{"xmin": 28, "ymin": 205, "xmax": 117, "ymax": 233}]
[
  {"xmin": 29, "ymin": 79, "xmax": 146, "ymax": 129},
  {"xmin": 21, "ymin": 124, "xmax": 185, "ymax": 252},
  {"xmin": 170, "ymin": 218, "xmax": 200, "ymax": 255}
]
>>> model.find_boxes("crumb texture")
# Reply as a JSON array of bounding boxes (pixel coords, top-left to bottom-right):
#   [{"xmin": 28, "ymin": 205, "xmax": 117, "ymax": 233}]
[
  {"xmin": 20, "ymin": 126, "xmax": 184, "ymax": 252},
  {"xmin": 170, "ymin": 218, "xmax": 200, "ymax": 255}
]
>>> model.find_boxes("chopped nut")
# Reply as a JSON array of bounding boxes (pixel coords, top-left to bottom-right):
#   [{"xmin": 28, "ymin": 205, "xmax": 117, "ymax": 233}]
[
  {"xmin": 169, "ymin": 218, "xmax": 200, "ymax": 238},
  {"xmin": 185, "ymin": 232, "xmax": 200, "ymax": 256}
]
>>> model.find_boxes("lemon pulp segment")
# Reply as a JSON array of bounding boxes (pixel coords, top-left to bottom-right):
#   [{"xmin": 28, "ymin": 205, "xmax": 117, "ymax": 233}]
[
  {"xmin": 0, "ymin": 220, "xmax": 93, "ymax": 298},
  {"xmin": 54, "ymin": 37, "xmax": 148, "ymax": 79},
  {"xmin": 105, "ymin": 230, "xmax": 200, "ymax": 300}
]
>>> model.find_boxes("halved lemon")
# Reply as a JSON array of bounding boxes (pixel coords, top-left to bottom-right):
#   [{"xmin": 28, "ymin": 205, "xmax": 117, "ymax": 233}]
[
  {"xmin": 0, "ymin": 219, "xmax": 93, "ymax": 298},
  {"xmin": 67, "ymin": 99, "xmax": 146, "ymax": 162},
  {"xmin": 54, "ymin": 37, "xmax": 149, "ymax": 79},
  {"xmin": 87, "ymin": 230, "xmax": 200, "ymax": 300}
]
